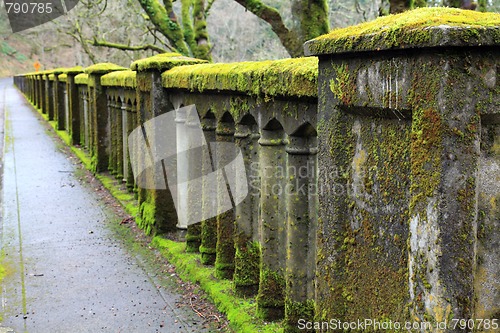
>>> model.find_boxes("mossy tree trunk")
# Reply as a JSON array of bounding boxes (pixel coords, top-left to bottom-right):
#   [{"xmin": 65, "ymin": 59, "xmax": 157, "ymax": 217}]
[
  {"xmin": 234, "ymin": 0, "xmax": 329, "ymax": 57},
  {"xmin": 136, "ymin": 0, "xmax": 212, "ymax": 61}
]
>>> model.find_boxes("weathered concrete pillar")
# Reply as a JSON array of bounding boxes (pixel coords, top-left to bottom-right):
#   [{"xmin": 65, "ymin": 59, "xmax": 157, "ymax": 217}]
[
  {"xmin": 284, "ymin": 131, "xmax": 317, "ymax": 332},
  {"xmin": 131, "ymin": 53, "xmax": 206, "ymax": 235},
  {"xmin": 33, "ymin": 74, "xmax": 39, "ymax": 109},
  {"xmin": 175, "ymin": 106, "xmax": 189, "ymax": 229},
  {"xmin": 305, "ymin": 7, "xmax": 499, "ymax": 328},
  {"xmin": 53, "ymin": 69, "xmax": 66, "ymax": 130},
  {"xmin": 185, "ymin": 106, "xmax": 203, "ymax": 252},
  {"xmin": 115, "ymin": 99, "xmax": 124, "ymax": 180},
  {"xmin": 233, "ymin": 118, "xmax": 261, "ymax": 296},
  {"xmin": 214, "ymin": 114, "xmax": 236, "ymax": 279},
  {"xmin": 199, "ymin": 114, "xmax": 217, "ymax": 265},
  {"xmin": 85, "ymin": 63, "xmax": 127, "ymax": 173},
  {"xmin": 45, "ymin": 74, "xmax": 54, "ymax": 121},
  {"xmin": 39, "ymin": 74, "xmax": 45, "ymax": 110},
  {"xmin": 123, "ymin": 100, "xmax": 136, "ymax": 190},
  {"xmin": 65, "ymin": 67, "xmax": 83, "ymax": 145},
  {"xmin": 257, "ymin": 122, "xmax": 287, "ymax": 320},
  {"xmin": 108, "ymin": 95, "xmax": 117, "ymax": 175}
]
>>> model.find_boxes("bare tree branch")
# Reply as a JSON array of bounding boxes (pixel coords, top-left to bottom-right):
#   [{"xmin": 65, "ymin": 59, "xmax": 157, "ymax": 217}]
[
  {"xmin": 88, "ymin": 38, "xmax": 170, "ymax": 53},
  {"xmin": 233, "ymin": 0, "xmax": 302, "ymax": 56}
]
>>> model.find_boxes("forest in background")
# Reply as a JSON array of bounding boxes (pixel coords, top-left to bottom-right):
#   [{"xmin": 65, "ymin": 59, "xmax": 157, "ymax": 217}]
[{"xmin": 1, "ymin": 0, "xmax": 499, "ymax": 76}]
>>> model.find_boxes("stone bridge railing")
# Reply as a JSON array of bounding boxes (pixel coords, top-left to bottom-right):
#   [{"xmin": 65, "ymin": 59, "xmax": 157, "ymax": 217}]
[{"xmin": 14, "ymin": 8, "xmax": 499, "ymax": 333}]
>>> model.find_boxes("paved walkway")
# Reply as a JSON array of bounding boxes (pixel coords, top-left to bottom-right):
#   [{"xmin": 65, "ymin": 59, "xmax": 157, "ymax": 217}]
[{"xmin": 0, "ymin": 78, "xmax": 202, "ymax": 333}]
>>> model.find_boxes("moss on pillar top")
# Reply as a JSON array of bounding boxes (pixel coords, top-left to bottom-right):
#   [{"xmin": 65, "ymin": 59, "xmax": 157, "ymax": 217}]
[
  {"xmin": 48, "ymin": 74, "xmax": 56, "ymax": 81},
  {"xmin": 130, "ymin": 52, "xmax": 207, "ymax": 72},
  {"xmin": 74, "ymin": 73, "xmax": 89, "ymax": 85},
  {"xmin": 305, "ymin": 7, "xmax": 500, "ymax": 55},
  {"xmin": 64, "ymin": 66, "xmax": 84, "ymax": 75},
  {"xmin": 85, "ymin": 63, "xmax": 127, "ymax": 75},
  {"xmin": 58, "ymin": 73, "xmax": 68, "ymax": 82},
  {"xmin": 162, "ymin": 57, "xmax": 318, "ymax": 98},
  {"xmin": 101, "ymin": 70, "xmax": 137, "ymax": 88}
]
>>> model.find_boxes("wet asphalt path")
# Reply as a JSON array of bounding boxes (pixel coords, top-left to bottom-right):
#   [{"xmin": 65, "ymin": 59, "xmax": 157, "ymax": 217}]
[{"xmin": 0, "ymin": 77, "xmax": 199, "ymax": 333}]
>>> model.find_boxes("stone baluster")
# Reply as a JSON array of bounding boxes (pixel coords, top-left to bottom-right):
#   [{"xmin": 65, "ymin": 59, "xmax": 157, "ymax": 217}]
[
  {"xmin": 233, "ymin": 119, "xmax": 261, "ymax": 296},
  {"xmin": 214, "ymin": 115, "xmax": 236, "ymax": 279},
  {"xmin": 199, "ymin": 114, "xmax": 217, "ymax": 265},
  {"xmin": 284, "ymin": 131, "xmax": 318, "ymax": 331},
  {"xmin": 257, "ymin": 123, "xmax": 287, "ymax": 320}
]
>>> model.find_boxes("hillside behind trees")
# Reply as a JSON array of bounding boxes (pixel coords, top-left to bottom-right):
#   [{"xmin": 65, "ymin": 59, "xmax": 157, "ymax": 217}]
[{"xmin": 1, "ymin": 0, "xmax": 499, "ymax": 76}]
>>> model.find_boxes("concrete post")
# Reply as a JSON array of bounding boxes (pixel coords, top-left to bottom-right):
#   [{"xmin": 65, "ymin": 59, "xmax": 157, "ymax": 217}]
[
  {"xmin": 85, "ymin": 63, "xmax": 127, "ymax": 173},
  {"xmin": 130, "ymin": 53, "xmax": 207, "ymax": 235},
  {"xmin": 305, "ymin": 7, "xmax": 500, "ymax": 327},
  {"xmin": 46, "ymin": 74, "xmax": 54, "ymax": 121},
  {"xmin": 214, "ymin": 115, "xmax": 236, "ymax": 280},
  {"xmin": 257, "ymin": 124, "xmax": 287, "ymax": 320},
  {"xmin": 66, "ymin": 67, "xmax": 83, "ymax": 145},
  {"xmin": 233, "ymin": 120, "xmax": 261, "ymax": 296},
  {"xmin": 199, "ymin": 115, "xmax": 217, "ymax": 265},
  {"xmin": 284, "ymin": 133, "xmax": 317, "ymax": 332}
]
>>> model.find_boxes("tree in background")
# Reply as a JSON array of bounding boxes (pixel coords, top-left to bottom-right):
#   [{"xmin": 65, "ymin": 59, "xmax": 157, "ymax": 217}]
[
  {"xmin": 135, "ymin": 0, "xmax": 329, "ymax": 59},
  {"xmin": 136, "ymin": 0, "xmax": 213, "ymax": 60}
]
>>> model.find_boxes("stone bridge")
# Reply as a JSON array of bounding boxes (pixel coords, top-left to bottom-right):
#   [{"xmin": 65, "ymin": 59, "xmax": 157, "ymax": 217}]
[{"xmin": 13, "ymin": 8, "xmax": 499, "ymax": 333}]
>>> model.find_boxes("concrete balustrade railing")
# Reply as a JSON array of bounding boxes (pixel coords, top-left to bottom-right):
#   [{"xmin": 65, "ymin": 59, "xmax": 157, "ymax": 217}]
[{"xmin": 13, "ymin": 7, "xmax": 499, "ymax": 333}]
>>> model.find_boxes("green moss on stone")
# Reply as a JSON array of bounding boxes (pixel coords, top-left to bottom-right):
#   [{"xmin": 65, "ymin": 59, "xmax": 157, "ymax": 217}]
[
  {"xmin": 285, "ymin": 299, "xmax": 315, "ymax": 333},
  {"xmin": 305, "ymin": 7, "xmax": 500, "ymax": 55},
  {"xmin": 162, "ymin": 57, "xmax": 318, "ymax": 98},
  {"xmin": 101, "ymin": 70, "xmax": 137, "ymax": 88},
  {"xmin": 234, "ymin": 240, "xmax": 260, "ymax": 296},
  {"xmin": 130, "ymin": 52, "xmax": 207, "ymax": 72},
  {"xmin": 257, "ymin": 268, "xmax": 285, "ymax": 320},
  {"xmin": 58, "ymin": 73, "xmax": 67, "ymax": 82},
  {"xmin": 85, "ymin": 63, "xmax": 127, "ymax": 75},
  {"xmin": 74, "ymin": 74, "xmax": 89, "ymax": 85},
  {"xmin": 200, "ymin": 216, "xmax": 217, "ymax": 265},
  {"xmin": 137, "ymin": 201, "xmax": 156, "ymax": 235}
]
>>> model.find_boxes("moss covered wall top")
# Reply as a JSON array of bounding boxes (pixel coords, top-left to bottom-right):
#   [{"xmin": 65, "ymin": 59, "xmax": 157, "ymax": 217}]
[
  {"xmin": 85, "ymin": 63, "xmax": 127, "ymax": 75},
  {"xmin": 162, "ymin": 57, "xmax": 318, "ymax": 98},
  {"xmin": 101, "ymin": 70, "xmax": 137, "ymax": 88},
  {"xmin": 130, "ymin": 53, "xmax": 207, "ymax": 72},
  {"xmin": 74, "ymin": 73, "xmax": 89, "ymax": 85},
  {"xmin": 305, "ymin": 8, "xmax": 500, "ymax": 55}
]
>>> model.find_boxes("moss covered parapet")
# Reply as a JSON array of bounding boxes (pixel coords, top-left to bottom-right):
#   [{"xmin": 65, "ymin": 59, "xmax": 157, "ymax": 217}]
[
  {"xmin": 130, "ymin": 52, "xmax": 207, "ymax": 72},
  {"xmin": 101, "ymin": 70, "xmax": 137, "ymax": 88},
  {"xmin": 74, "ymin": 74, "xmax": 89, "ymax": 85},
  {"xmin": 85, "ymin": 63, "xmax": 127, "ymax": 75},
  {"xmin": 305, "ymin": 7, "xmax": 500, "ymax": 55},
  {"xmin": 162, "ymin": 57, "xmax": 318, "ymax": 98}
]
